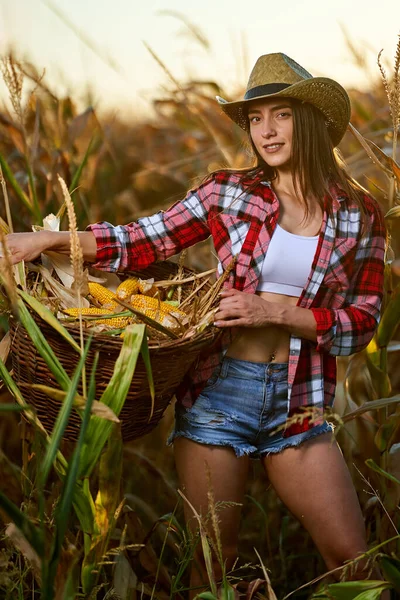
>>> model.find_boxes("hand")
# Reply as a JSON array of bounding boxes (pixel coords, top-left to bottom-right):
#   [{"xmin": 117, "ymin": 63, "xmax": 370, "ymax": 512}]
[
  {"xmin": 0, "ymin": 231, "xmax": 51, "ymax": 265},
  {"xmin": 214, "ymin": 289, "xmax": 275, "ymax": 328}
]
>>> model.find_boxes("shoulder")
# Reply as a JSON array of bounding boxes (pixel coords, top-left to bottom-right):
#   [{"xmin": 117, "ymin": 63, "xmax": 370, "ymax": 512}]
[
  {"xmin": 333, "ymin": 183, "xmax": 385, "ymax": 226},
  {"xmin": 193, "ymin": 168, "xmax": 264, "ymax": 191}
]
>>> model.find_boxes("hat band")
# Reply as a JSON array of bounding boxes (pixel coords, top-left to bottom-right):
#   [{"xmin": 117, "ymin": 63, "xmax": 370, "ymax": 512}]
[{"xmin": 244, "ymin": 83, "xmax": 291, "ymax": 100}]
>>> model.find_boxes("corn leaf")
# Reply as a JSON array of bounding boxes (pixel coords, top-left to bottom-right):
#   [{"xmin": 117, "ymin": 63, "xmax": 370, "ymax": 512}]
[
  {"xmin": 78, "ymin": 324, "xmax": 146, "ymax": 479},
  {"xmin": 140, "ymin": 334, "xmax": 155, "ymax": 421},
  {"xmin": 376, "ymin": 282, "xmax": 400, "ymax": 348},
  {"xmin": 348, "ymin": 124, "xmax": 392, "ymax": 177},
  {"xmin": 82, "ymin": 424, "xmax": 123, "ymax": 592},
  {"xmin": 365, "ymin": 458, "xmax": 400, "ymax": 486},
  {"xmin": 29, "ymin": 384, "xmax": 120, "ymax": 423},
  {"xmin": 0, "ymin": 152, "xmax": 38, "ymax": 218},
  {"xmin": 341, "ymin": 395, "xmax": 400, "ymax": 422},
  {"xmin": 379, "ymin": 556, "xmax": 400, "ymax": 593},
  {"xmin": 363, "ymin": 137, "xmax": 400, "ymax": 185},
  {"xmin": 0, "ymin": 403, "xmax": 32, "ymax": 412},
  {"xmin": 39, "ymin": 337, "xmax": 91, "ymax": 488},
  {"xmin": 318, "ymin": 581, "xmax": 391, "ymax": 600},
  {"xmin": 0, "ymin": 331, "xmax": 10, "ymax": 362},
  {"xmin": 42, "ymin": 354, "xmax": 99, "ymax": 600},
  {"xmin": 18, "ymin": 289, "xmax": 81, "ymax": 353},
  {"xmin": 17, "ymin": 299, "xmax": 70, "ymax": 390},
  {"xmin": 384, "ymin": 206, "xmax": 400, "ymax": 220},
  {"xmin": 0, "ymin": 335, "xmax": 71, "ymax": 478},
  {"xmin": 70, "ymin": 136, "xmax": 95, "ymax": 195}
]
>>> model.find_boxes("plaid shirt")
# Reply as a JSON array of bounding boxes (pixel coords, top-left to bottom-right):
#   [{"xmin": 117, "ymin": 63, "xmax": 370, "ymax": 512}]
[{"xmin": 87, "ymin": 170, "xmax": 385, "ymax": 437}]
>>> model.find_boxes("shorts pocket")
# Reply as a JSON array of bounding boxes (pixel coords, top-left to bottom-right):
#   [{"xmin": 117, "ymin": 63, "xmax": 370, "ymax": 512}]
[{"xmin": 202, "ymin": 360, "xmax": 229, "ymax": 392}]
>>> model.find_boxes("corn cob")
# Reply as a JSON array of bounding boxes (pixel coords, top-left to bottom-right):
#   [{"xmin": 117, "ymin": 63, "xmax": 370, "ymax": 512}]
[
  {"xmin": 64, "ymin": 307, "xmax": 131, "ymax": 328},
  {"xmin": 138, "ymin": 278, "xmax": 158, "ymax": 297},
  {"xmin": 116, "ymin": 277, "xmax": 139, "ymax": 300},
  {"xmin": 88, "ymin": 282, "xmax": 117, "ymax": 308},
  {"xmin": 129, "ymin": 295, "xmax": 187, "ymax": 328}
]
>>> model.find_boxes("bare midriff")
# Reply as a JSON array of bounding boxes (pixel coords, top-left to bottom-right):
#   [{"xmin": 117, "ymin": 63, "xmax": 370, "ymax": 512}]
[{"xmin": 225, "ymin": 291, "xmax": 299, "ymax": 363}]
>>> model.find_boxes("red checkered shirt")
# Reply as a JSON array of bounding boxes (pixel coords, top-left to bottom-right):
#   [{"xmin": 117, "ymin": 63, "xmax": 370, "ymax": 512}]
[{"xmin": 87, "ymin": 170, "xmax": 386, "ymax": 437}]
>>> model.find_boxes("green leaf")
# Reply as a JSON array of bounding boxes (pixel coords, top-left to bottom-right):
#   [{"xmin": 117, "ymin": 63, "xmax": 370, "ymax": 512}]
[
  {"xmin": 196, "ymin": 593, "xmax": 218, "ymax": 600},
  {"xmin": 18, "ymin": 290, "xmax": 81, "ymax": 353},
  {"xmin": 365, "ymin": 458, "xmax": 400, "ymax": 486},
  {"xmin": 42, "ymin": 353, "xmax": 99, "ymax": 600},
  {"xmin": 140, "ymin": 333, "xmax": 154, "ymax": 420},
  {"xmin": 17, "ymin": 299, "xmax": 70, "ymax": 390},
  {"xmin": 0, "ymin": 152, "xmax": 37, "ymax": 218},
  {"xmin": 78, "ymin": 324, "xmax": 146, "ymax": 479},
  {"xmin": 69, "ymin": 137, "xmax": 95, "ymax": 195},
  {"xmin": 0, "ymin": 403, "xmax": 32, "ymax": 412},
  {"xmin": 40, "ymin": 337, "xmax": 91, "ymax": 488},
  {"xmin": 380, "ymin": 555, "xmax": 400, "ymax": 592},
  {"xmin": 323, "ymin": 581, "xmax": 391, "ymax": 600}
]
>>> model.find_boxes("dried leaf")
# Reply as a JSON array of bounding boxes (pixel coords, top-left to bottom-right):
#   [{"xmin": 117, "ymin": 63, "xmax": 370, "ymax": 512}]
[
  {"xmin": 5, "ymin": 523, "xmax": 41, "ymax": 584},
  {"xmin": 0, "ymin": 331, "xmax": 10, "ymax": 362},
  {"xmin": 29, "ymin": 384, "xmax": 120, "ymax": 422}
]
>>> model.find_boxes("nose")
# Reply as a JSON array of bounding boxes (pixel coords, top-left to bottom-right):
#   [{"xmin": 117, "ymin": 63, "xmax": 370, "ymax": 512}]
[{"xmin": 261, "ymin": 117, "xmax": 276, "ymax": 138}]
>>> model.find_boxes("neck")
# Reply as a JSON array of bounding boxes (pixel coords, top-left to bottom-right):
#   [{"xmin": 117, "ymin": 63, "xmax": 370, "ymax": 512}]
[{"xmin": 273, "ymin": 170, "xmax": 299, "ymax": 200}]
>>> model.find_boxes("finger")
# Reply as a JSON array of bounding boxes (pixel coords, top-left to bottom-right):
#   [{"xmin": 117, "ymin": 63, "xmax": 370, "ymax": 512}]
[
  {"xmin": 214, "ymin": 317, "xmax": 247, "ymax": 328},
  {"xmin": 219, "ymin": 289, "xmax": 240, "ymax": 298}
]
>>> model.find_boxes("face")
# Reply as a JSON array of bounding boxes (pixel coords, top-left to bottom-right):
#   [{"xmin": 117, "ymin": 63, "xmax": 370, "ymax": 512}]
[{"xmin": 248, "ymin": 98, "xmax": 293, "ymax": 170}]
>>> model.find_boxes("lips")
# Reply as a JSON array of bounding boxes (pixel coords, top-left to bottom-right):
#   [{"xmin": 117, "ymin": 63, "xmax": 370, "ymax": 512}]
[{"xmin": 262, "ymin": 143, "xmax": 284, "ymax": 153}]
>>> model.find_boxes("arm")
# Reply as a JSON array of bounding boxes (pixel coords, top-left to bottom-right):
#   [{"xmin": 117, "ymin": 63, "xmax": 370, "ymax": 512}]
[
  {"xmin": 5, "ymin": 177, "xmax": 215, "ymax": 269},
  {"xmin": 5, "ymin": 230, "xmax": 97, "ymax": 265},
  {"xmin": 310, "ymin": 199, "xmax": 385, "ymax": 356},
  {"xmin": 215, "ymin": 197, "xmax": 386, "ymax": 356},
  {"xmin": 85, "ymin": 179, "xmax": 215, "ymax": 272}
]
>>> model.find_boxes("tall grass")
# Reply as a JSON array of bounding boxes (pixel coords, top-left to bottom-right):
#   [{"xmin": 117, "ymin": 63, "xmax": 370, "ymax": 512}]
[{"xmin": 0, "ymin": 31, "xmax": 399, "ymax": 599}]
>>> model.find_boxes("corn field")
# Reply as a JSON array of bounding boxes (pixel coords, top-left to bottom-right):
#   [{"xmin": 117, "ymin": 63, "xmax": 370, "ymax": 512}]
[{"xmin": 0, "ymin": 30, "xmax": 399, "ymax": 600}]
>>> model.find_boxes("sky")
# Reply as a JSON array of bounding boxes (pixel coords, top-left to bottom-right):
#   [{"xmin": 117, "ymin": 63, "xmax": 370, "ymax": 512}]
[{"xmin": 0, "ymin": 0, "xmax": 399, "ymax": 120}]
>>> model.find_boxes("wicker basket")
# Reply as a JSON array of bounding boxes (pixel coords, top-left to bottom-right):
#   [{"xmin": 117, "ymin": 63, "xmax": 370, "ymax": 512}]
[{"xmin": 10, "ymin": 262, "xmax": 219, "ymax": 442}]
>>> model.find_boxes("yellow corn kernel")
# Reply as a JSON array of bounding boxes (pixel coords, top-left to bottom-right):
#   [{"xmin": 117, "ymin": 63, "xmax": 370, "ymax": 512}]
[
  {"xmin": 64, "ymin": 307, "xmax": 131, "ymax": 328},
  {"xmin": 116, "ymin": 278, "xmax": 140, "ymax": 300},
  {"xmin": 88, "ymin": 282, "xmax": 117, "ymax": 308},
  {"xmin": 138, "ymin": 278, "xmax": 158, "ymax": 297},
  {"xmin": 129, "ymin": 295, "xmax": 187, "ymax": 328}
]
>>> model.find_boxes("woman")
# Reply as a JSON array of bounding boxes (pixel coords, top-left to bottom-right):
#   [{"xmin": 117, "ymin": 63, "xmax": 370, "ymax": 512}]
[{"xmin": 5, "ymin": 53, "xmax": 386, "ymax": 592}]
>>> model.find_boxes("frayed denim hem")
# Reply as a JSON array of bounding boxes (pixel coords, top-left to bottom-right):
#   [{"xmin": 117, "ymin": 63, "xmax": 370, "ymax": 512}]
[
  {"xmin": 167, "ymin": 431, "xmax": 257, "ymax": 458},
  {"xmin": 260, "ymin": 422, "xmax": 334, "ymax": 458},
  {"xmin": 167, "ymin": 422, "xmax": 334, "ymax": 460}
]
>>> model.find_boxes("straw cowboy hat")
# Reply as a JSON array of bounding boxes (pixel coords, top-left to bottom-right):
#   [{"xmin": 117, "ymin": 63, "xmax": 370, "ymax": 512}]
[{"xmin": 217, "ymin": 53, "xmax": 350, "ymax": 147}]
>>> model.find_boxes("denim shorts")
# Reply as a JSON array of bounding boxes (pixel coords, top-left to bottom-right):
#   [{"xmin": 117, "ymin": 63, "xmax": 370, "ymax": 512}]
[{"xmin": 168, "ymin": 356, "xmax": 333, "ymax": 458}]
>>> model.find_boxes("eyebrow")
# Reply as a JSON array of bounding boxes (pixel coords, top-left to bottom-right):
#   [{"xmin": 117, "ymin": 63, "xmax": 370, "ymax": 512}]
[{"xmin": 248, "ymin": 104, "xmax": 292, "ymax": 114}]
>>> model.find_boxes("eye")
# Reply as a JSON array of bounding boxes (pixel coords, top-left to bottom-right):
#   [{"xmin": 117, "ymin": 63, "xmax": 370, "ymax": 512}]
[
  {"xmin": 249, "ymin": 115, "xmax": 260, "ymax": 123},
  {"xmin": 277, "ymin": 111, "xmax": 291, "ymax": 118}
]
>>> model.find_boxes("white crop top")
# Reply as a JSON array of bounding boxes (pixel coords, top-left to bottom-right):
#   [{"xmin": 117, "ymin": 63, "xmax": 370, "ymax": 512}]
[{"xmin": 256, "ymin": 224, "xmax": 319, "ymax": 297}]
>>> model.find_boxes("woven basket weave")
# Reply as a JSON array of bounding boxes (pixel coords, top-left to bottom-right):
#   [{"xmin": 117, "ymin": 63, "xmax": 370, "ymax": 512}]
[{"xmin": 10, "ymin": 262, "xmax": 219, "ymax": 442}]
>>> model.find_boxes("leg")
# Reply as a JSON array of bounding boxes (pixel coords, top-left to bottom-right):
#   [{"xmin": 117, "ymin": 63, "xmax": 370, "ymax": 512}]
[
  {"xmin": 174, "ymin": 437, "xmax": 249, "ymax": 596},
  {"xmin": 261, "ymin": 432, "xmax": 369, "ymax": 576}
]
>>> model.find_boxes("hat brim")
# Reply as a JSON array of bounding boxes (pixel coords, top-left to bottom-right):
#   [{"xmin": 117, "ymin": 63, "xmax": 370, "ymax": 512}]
[{"xmin": 217, "ymin": 77, "xmax": 350, "ymax": 147}]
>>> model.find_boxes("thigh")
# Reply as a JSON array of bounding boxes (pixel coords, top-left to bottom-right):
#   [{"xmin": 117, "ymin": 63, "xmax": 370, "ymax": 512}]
[
  {"xmin": 261, "ymin": 432, "xmax": 367, "ymax": 569},
  {"xmin": 174, "ymin": 437, "xmax": 249, "ymax": 548}
]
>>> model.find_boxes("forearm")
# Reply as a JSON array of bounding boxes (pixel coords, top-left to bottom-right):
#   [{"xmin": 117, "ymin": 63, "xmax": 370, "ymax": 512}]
[
  {"xmin": 44, "ymin": 230, "xmax": 97, "ymax": 263},
  {"xmin": 269, "ymin": 303, "xmax": 317, "ymax": 342}
]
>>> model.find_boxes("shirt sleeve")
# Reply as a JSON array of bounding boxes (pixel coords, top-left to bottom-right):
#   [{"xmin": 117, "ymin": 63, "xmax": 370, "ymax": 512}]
[
  {"xmin": 310, "ymin": 198, "xmax": 386, "ymax": 356},
  {"xmin": 86, "ymin": 177, "xmax": 215, "ymax": 272}
]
